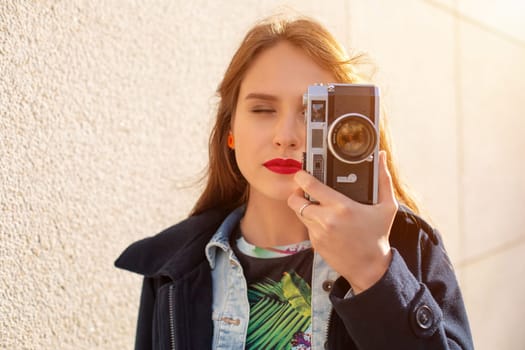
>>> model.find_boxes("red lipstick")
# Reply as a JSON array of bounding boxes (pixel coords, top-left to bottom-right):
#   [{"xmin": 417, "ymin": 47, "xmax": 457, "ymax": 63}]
[{"xmin": 263, "ymin": 158, "xmax": 302, "ymax": 175}]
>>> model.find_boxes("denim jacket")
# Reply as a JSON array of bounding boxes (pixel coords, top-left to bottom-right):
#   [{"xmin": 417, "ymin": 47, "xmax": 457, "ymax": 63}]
[
  {"xmin": 115, "ymin": 206, "xmax": 474, "ymax": 350},
  {"xmin": 205, "ymin": 206, "xmax": 339, "ymax": 349}
]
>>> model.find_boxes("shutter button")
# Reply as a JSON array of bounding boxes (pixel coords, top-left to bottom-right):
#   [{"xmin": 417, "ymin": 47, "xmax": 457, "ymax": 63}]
[
  {"xmin": 322, "ymin": 280, "xmax": 334, "ymax": 292},
  {"xmin": 415, "ymin": 305, "xmax": 433, "ymax": 329}
]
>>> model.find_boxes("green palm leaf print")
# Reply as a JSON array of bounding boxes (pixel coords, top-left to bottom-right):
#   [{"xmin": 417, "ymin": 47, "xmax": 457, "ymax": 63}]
[{"xmin": 246, "ymin": 271, "xmax": 311, "ymax": 349}]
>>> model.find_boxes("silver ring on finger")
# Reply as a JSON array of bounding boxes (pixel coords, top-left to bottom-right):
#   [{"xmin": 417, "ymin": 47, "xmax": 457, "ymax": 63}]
[{"xmin": 299, "ymin": 202, "xmax": 312, "ymax": 217}]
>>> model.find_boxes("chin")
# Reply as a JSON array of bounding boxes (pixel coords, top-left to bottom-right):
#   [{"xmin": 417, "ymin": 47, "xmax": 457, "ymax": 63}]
[
  {"xmin": 249, "ymin": 183, "xmax": 297, "ymax": 203},
  {"xmin": 265, "ymin": 184, "xmax": 299, "ymax": 202}
]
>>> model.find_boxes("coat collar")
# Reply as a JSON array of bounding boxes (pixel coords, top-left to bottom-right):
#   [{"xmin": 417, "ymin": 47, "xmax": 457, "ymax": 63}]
[
  {"xmin": 114, "ymin": 208, "xmax": 229, "ymax": 280},
  {"xmin": 114, "ymin": 204, "xmax": 433, "ymax": 280}
]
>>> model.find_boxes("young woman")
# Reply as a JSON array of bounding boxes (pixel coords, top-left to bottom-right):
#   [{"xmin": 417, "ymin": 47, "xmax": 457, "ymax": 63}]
[{"xmin": 116, "ymin": 14, "xmax": 473, "ymax": 350}]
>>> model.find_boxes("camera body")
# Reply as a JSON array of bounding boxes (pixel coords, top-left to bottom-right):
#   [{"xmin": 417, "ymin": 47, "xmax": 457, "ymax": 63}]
[{"xmin": 303, "ymin": 83, "xmax": 380, "ymax": 204}]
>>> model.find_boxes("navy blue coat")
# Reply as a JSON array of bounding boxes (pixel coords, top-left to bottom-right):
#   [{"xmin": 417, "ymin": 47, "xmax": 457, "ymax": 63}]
[{"xmin": 115, "ymin": 207, "xmax": 474, "ymax": 349}]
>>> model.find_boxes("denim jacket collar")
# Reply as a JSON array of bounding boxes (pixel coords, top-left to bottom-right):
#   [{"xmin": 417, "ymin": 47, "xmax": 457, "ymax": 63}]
[{"xmin": 205, "ymin": 205, "xmax": 245, "ymax": 270}]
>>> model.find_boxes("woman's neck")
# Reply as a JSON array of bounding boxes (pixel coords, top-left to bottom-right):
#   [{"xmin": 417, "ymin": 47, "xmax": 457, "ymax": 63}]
[{"xmin": 240, "ymin": 192, "xmax": 308, "ymax": 248}]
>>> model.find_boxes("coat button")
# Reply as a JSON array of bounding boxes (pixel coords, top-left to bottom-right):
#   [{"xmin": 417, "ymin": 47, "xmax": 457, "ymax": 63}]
[
  {"xmin": 415, "ymin": 305, "xmax": 433, "ymax": 329},
  {"xmin": 322, "ymin": 280, "xmax": 334, "ymax": 292}
]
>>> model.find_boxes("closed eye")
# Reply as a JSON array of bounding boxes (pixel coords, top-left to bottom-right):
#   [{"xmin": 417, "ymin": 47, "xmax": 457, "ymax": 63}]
[{"xmin": 251, "ymin": 108, "xmax": 275, "ymax": 114}]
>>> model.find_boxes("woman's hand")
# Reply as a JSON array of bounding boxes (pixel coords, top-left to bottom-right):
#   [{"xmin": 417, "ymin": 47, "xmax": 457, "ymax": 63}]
[{"xmin": 288, "ymin": 151, "xmax": 398, "ymax": 294}]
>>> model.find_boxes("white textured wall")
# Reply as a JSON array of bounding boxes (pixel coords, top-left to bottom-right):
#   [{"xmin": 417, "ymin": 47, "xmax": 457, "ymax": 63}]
[{"xmin": 1, "ymin": 0, "xmax": 524, "ymax": 349}]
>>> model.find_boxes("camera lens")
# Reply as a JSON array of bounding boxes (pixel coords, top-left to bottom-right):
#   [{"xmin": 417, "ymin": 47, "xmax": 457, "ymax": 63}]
[{"xmin": 328, "ymin": 113, "xmax": 377, "ymax": 163}]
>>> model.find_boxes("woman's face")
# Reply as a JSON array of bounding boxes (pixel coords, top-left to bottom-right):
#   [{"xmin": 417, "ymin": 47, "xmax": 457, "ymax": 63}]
[{"xmin": 232, "ymin": 41, "xmax": 335, "ymax": 202}]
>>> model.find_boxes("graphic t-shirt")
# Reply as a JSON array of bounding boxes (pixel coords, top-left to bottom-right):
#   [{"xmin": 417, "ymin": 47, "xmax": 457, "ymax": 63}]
[{"xmin": 231, "ymin": 229, "xmax": 314, "ymax": 350}]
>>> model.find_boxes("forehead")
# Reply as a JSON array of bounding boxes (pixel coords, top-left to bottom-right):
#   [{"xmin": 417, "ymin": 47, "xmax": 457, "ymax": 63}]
[{"xmin": 238, "ymin": 41, "xmax": 334, "ymax": 100}]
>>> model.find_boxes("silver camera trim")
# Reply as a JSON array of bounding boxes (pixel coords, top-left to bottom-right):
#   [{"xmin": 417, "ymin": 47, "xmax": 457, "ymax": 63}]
[
  {"xmin": 303, "ymin": 85, "xmax": 329, "ymax": 185},
  {"xmin": 327, "ymin": 113, "xmax": 378, "ymax": 165}
]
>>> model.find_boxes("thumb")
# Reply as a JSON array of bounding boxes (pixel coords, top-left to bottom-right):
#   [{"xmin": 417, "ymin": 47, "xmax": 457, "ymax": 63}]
[{"xmin": 377, "ymin": 150, "xmax": 397, "ymax": 205}]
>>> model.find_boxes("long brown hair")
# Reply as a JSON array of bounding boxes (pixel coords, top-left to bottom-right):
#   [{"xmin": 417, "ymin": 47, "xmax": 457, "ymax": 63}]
[{"xmin": 190, "ymin": 14, "xmax": 419, "ymax": 216}]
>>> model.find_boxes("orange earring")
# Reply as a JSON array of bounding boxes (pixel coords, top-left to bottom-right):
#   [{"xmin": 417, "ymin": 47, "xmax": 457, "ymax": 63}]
[{"xmin": 227, "ymin": 133, "xmax": 234, "ymax": 149}]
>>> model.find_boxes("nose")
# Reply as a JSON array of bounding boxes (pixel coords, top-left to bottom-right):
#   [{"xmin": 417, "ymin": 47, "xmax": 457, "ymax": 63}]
[{"xmin": 273, "ymin": 110, "xmax": 304, "ymax": 149}]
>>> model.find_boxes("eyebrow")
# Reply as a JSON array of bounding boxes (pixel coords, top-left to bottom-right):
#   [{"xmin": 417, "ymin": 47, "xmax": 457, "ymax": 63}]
[{"xmin": 244, "ymin": 93, "xmax": 279, "ymax": 102}]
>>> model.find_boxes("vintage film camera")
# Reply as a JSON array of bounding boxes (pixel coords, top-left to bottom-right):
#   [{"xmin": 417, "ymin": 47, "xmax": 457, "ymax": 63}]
[{"xmin": 303, "ymin": 84, "xmax": 380, "ymax": 204}]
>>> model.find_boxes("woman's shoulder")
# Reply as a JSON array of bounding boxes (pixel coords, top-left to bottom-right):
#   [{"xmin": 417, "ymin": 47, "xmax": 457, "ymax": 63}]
[
  {"xmin": 390, "ymin": 205, "xmax": 441, "ymax": 250},
  {"xmin": 389, "ymin": 205, "xmax": 459, "ymax": 289},
  {"xmin": 114, "ymin": 208, "xmax": 228, "ymax": 277}
]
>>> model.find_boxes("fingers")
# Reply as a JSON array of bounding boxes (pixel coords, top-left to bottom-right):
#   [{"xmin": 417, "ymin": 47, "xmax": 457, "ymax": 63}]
[
  {"xmin": 290, "ymin": 150, "xmax": 398, "ymax": 219},
  {"xmin": 288, "ymin": 188, "xmax": 312, "ymax": 217},
  {"xmin": 293, "ymin": 170, "xmax": 349, "ymax": 206}
]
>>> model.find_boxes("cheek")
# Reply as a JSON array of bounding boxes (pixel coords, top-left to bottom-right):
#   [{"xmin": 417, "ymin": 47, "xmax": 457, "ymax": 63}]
[
  {"xmin": 234, "ymin": 133, "xmax": 261, "ymax": 162},
  {"xmin": 233, "ymin": 120, "xmax": 267, "ymax": 149}
]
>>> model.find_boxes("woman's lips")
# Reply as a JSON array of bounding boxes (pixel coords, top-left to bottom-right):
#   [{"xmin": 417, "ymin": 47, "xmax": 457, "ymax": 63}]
[{"xmin": 263, "ymin": 158, "xmax": 302, "ymax": 174}]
